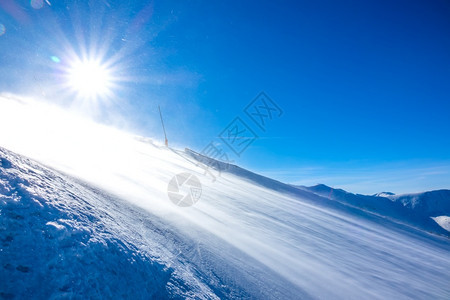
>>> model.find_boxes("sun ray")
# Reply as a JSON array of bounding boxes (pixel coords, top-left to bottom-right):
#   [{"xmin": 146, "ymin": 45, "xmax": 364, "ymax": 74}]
[{"xmin": 67, "ymin": 59, "xmax": 112, "ymax": 99}]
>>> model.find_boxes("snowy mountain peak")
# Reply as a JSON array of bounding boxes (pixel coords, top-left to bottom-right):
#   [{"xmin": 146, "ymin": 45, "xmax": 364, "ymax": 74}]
[{"xmin": 373, "ymin": 191, "xmax": 396, "ymax": 197}]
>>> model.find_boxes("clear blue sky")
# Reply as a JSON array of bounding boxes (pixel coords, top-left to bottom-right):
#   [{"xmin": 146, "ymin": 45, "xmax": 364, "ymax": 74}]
[{"xmin": 1, "ymin": 0, "xmax": 449, "ymax": 194}]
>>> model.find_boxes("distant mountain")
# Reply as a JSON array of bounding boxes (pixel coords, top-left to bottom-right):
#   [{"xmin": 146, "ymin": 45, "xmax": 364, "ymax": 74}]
[
  {"xmin": 387, "ymin": 190, "xmax": 450, "ymax": 233},
  {"xmin": 388, "ymin": 190, "xmax": 450, "ymax": 217},
  {"xmin": 296, "ymin": 184, "xmax": 450, "ymax": 235}
]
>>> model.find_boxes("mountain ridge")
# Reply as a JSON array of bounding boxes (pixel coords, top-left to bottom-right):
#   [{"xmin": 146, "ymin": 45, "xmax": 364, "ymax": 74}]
[
  {"xmin": 295, "ymin": 183, "xmax": 450, "ymax": 235},
  {"xmin": 184, "ymin": 148, "xmax": 449, "ymax": 236}
]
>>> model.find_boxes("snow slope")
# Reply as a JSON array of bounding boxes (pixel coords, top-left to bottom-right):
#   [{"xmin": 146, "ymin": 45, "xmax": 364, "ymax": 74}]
[
  {"xmin": 0, "ymin": 147, "xmax": 218, "ymax": 299},
  {"xmin": 2, "ymin": 146, "xmax": 450, "ymax": 299},
  {"xmin": 1, "ymin": 96, "xmax": 450, "ymax": 299}
]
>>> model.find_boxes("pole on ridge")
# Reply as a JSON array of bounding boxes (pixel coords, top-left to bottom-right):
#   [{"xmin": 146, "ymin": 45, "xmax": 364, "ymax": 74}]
[{"xmin": 158, "ymin": 105, "xmax": 168, "ymax": 147}]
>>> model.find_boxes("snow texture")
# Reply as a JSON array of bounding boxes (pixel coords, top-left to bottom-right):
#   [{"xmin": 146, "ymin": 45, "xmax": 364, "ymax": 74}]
[
  {"xmin": 0, "ymin": 96, "xmax": 449, "ymax": 299},
  {"xmin": 1, "ymin": 145, "xmax": 450, "ymax": 299}
]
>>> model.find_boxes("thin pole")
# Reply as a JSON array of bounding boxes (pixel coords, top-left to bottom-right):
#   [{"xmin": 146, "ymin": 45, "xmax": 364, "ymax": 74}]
[{"xmin": 158, "ymin": 105, "xmax": 168, "ymax": 146}]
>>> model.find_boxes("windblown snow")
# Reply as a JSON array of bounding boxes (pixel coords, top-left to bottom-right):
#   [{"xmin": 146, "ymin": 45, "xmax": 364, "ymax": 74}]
[{"xmin": 1, "ymin": 95, "xmax": 449, "ymax": 299}]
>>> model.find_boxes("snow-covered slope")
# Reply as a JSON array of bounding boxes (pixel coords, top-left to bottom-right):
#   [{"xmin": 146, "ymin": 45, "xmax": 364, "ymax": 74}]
[
  {"xmin": 0, "ymin": 147, "xmax": 218, "ymax": 299},
  {"xmin": 373, "ymin": 192, "xmax": 396, "ymax": 197},
  {"xmin": 2, "ymin": 145, "xmax": 450, "ymax": 299},
  {"xmin": 1, "ymin": 96, "xmax": 450, "ymax": 299}
]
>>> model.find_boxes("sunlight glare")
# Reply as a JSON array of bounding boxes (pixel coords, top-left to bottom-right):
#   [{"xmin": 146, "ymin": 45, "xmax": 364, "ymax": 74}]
[{"xmin": 68, "ymin": 60, "xmax": 112, "ymax": 99}]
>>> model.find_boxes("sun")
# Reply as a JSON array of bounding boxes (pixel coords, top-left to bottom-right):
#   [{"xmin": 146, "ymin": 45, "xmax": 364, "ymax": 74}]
[{"xmin": 67, "ymin": 60, "xmax": 113, "ymax": 99}]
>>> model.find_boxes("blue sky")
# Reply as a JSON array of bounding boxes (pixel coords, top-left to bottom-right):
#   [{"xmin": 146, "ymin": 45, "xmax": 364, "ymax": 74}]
[{"xmin": 1, "ymin": 0, "xmax": 449, "ymax": 194}]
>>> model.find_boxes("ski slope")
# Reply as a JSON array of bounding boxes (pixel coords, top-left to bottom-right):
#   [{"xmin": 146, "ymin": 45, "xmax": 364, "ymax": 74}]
[{"xmin": 1, "ymin": 95, "xmax": 450, "ymax": 299}]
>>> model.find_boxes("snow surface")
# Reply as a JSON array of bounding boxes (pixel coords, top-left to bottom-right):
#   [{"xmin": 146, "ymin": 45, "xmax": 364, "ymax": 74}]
[
  {"xmin": 1, "ymin": 95, "xmax": 450, "ymax": 299},
  {"xmin": 432, "ymin": 216, "xmax": 450, "ymax": 232},
  {"xmin": 373, "ymin": 192, "xmax": 396, "ymax": 197},
  {"xmin": 0, "ymin": 148, "xmax": 218, "ymax": 299}
]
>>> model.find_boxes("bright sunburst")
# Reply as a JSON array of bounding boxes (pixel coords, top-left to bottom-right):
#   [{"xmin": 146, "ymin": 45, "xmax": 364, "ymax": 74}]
[{"xmin": 67, "ymin": 60, "xmax": 113, "ymax": 99}]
